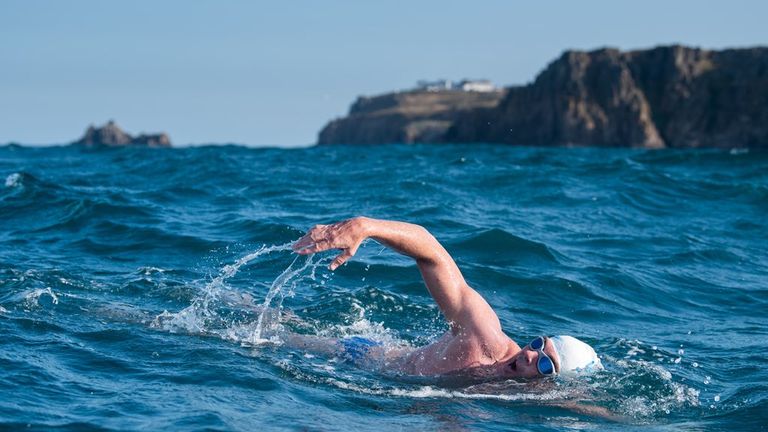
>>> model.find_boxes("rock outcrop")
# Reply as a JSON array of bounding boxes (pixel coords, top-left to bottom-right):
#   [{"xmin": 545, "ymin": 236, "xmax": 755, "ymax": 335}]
[
  {"xmin": 319, "ymin": 45, "xmax": 768, "ymax": 148},
  {"xmin": 72, "ymin": 121, "xmax": 172, "ymax": 148}
]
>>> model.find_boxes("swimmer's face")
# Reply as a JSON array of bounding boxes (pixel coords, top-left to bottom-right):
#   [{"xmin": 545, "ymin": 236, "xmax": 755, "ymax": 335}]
[{"xmin": 498, "ymin": 336, "xmax": 560, "ymax": 378}]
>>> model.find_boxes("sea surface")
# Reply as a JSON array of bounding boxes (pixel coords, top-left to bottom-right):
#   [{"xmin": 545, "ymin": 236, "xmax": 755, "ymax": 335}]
[{"xmin": 0, "ymin": 143, "xmax": 766, "ymax": 431}]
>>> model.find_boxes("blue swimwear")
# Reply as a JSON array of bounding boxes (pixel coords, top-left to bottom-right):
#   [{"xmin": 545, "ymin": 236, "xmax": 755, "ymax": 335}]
[{"xmin": 340, "ymin": 336, "xmax": 382, "ymax": 362}]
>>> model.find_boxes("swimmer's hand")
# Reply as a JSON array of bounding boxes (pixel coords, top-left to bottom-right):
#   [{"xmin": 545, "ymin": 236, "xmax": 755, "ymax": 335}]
[{"xmin": 292, "ymin": 217, "xmax": 369, "ymax": 270}]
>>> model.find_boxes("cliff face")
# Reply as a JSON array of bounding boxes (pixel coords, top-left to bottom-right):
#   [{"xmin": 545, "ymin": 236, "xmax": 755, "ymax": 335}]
[
  {"xmin": 318, "ymin": 90, "xmax": 505, "ymax": 145},
  {"xmin": 319, "ymin": 46, "xmax": 768, "ymax": 148},
  {"xmin": 72, "ymin": 121, "xmax": 172, "ymax": 148}
]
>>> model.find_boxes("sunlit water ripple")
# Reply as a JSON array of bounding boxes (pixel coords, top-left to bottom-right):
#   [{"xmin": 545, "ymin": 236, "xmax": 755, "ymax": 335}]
[{"xmin": 0, "ymin": 144, "xmax": 766, "ymax": 431}]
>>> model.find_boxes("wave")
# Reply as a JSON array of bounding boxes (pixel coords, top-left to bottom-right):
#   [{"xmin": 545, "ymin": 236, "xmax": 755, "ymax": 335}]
[
  {"xmin": 2, "ymin": 171, "xmax": 51, "ymax": 194},
  {"xmin": 450, "ymin": 228, "xmax": 560, "ymax": 266}
]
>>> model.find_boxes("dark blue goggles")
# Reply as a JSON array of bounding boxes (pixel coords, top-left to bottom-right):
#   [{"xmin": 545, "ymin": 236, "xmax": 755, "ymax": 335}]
[{"xmin": 529, "ymin": 336, "xmax": 556, "ymax": 376}]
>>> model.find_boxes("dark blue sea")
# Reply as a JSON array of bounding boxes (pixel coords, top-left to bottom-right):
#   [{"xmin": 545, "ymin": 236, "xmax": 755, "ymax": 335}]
[{"xmin": 1, "ymin": 144, "xmax": 766, "ymax": 431}]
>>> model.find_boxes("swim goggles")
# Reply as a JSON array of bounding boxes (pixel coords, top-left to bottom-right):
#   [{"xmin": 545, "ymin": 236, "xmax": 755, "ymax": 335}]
[{"xmin": 529, "ymin": 336, "xmax": 556, "ymax": 376}]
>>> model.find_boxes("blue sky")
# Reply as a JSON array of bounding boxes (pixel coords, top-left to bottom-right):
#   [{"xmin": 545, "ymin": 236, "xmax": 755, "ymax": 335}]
[{"xmin": 1, "ymin": 1, "xmax": 766, "ymax": 147}]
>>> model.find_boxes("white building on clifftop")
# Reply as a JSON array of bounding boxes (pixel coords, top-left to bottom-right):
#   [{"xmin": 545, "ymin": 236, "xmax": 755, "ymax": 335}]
[
  {"xmin": 416, "ymin": 79, "xmax": 454, "ymax": 91},
  {"xmin": 457, "ymin": 79, "xmax": 495, "ymax": 92},
  {"xmin": 415, "ymin": 79, "xmax": 496, "ymax": 92}
]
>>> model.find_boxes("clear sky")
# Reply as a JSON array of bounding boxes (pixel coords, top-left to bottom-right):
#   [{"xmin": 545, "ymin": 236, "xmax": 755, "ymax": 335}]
[{"xmin": 1, "ymin": 1, "xmax": 766, "ymax": 147}]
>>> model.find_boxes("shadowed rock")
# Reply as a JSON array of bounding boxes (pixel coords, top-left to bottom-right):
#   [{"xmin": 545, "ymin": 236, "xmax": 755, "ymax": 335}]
[
  {"xmin": 72, "ymin": 120, "xmax": 172, "ymax": 148},
  {"xmin": 318, "ymin": 90, "xmax": 506, "ymax": 145}
]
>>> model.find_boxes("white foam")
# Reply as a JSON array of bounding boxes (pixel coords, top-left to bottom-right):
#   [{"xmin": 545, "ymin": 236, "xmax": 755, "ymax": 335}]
[
  {"xmin": 137, "ymin": 266, "xmax": 166, "ymax": 276},
  {"xmin": 389, "ymin": 385, "xmax": 570, "ymax": 401},
  {"xmin": 4, "ymin": 173, "xmax": 21, "ymax": 188},
  {"xmin": 619, "ymin": 382, "xmax": 700, "ymax": 418},
  {"xmin": 608, "ymin": 353, "xmax": 701, "ymax": 418},
  {"xmin": 318, "ymin": 375, "xmax": 570, "ymax": 402}
]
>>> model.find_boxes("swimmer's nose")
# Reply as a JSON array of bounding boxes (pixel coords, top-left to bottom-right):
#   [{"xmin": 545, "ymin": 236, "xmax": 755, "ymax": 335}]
[{"xmin": 523, "ymin": 349, "xmax": 537, "ymax": 364}]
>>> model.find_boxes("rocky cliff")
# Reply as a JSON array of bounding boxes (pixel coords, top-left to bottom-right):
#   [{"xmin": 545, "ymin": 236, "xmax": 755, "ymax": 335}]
[
  {"xmin": 72, "ymin": 120, "xmax": 172, "ymax": 148},
  {"xmin": 319, "ymin": 45, "xmax": 768, "ymax": 148}
]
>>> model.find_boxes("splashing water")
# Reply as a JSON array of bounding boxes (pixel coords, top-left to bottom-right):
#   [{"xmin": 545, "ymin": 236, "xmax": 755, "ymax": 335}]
[
  {"xmin": 152, "ymin": 242, "xmax": 329, "ymax": 347},
  {"xmin": 249, "ymin": 253, "xmax": 318, "ymax": 344},
  {"xmin": 23, "ymin": 287, "xmax": 59, "ymax": 308},
  {"xmin": 151, "ymin": 242, "xmax": 292, "ymax": 335}
]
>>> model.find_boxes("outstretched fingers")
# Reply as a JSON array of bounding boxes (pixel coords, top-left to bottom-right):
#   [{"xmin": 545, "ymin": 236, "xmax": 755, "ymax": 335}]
[
  {"xmin": 292, "ymin": 237, "xmax": 331, "ymax": 254},
  {"xmin": 292, "ymin": 225, "xmax": 331, "ymax": 254},
  {"xmin": 292, "ymin": 219, "xmax": 363, "ymax": 269}
]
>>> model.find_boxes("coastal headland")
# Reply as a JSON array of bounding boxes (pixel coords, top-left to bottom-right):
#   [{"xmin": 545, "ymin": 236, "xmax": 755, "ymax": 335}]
[{"xmin": 318, "ymin": 45, "xmax": 768, "ymax": 148}]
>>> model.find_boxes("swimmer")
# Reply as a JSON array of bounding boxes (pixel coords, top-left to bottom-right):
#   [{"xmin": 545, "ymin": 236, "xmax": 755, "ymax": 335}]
[{"xmin": 288, "ymin": 217, "xmax": 602, "ymax": 378}]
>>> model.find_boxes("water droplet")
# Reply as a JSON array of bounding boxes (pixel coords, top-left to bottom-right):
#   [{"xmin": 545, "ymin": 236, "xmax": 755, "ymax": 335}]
[
  {"xmin": 692, "ymin": 362, "xmax": 699, "ymax": 368},
  {"xmin": 714, "ymin": 395, "xmax": 721, "ymax": 402},
  {"xmin": 678, "ymin": 348, "xmax": 684, "ymax": 355}
]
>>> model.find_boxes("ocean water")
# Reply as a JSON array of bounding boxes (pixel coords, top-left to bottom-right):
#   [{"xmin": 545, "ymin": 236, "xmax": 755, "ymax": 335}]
[{"xmin": 0, "ymin": 143, "xmax": 766, "ymax": 431}]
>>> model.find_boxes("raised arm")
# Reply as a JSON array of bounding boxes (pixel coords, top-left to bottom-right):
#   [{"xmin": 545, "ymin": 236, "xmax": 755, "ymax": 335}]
[{"xmin": 292, "ymin": 217, "xmax": 501, "ymax": 333}]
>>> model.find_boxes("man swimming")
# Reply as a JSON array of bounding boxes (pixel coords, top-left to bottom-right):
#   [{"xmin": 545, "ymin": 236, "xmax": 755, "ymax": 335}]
[{"xmin": 289, "ymin": 217, "xmax": 601, "ymax": 378}]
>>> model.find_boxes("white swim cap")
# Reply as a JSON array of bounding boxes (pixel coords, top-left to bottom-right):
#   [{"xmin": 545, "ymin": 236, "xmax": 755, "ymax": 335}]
[{"xmin": 550, "ymin": 335, "xmax": 602, "ymax": 375}]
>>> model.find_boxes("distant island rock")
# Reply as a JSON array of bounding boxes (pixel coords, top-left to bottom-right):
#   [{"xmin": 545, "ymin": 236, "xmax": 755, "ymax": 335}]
[
  {"xmin": 318, "ymin": 45, "xmax": 768, "ymax": 149},
  {"xmin": 72, "ymin": 120, "xmax": 172, "ymax": 148}
]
